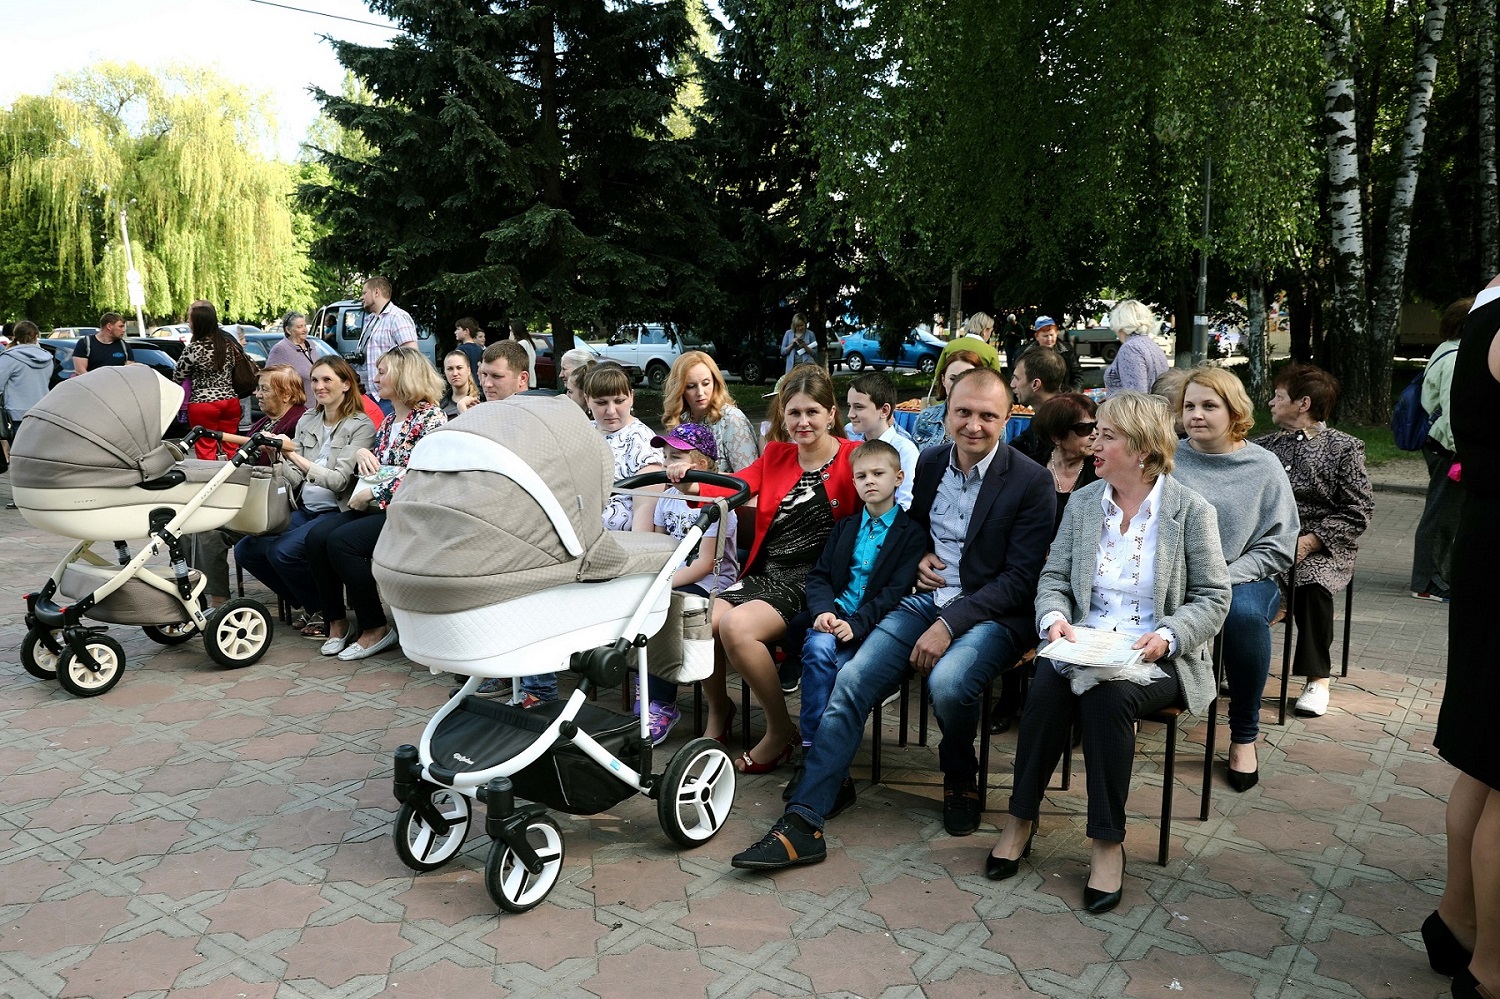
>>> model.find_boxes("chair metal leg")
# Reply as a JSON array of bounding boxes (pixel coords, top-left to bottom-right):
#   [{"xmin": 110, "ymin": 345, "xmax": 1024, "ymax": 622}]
[
  {"xmin": 871, "ymin": 697, "xmax": 884, "ymax": 786},
  {"xmin": 1278, "ymin": 576, "xmax": 1296, "ymax": 725},
  {"xmin": 236, "ymin": 562, "xmax": 245, "ymax": 598},
  {"xmin": 1202, "ymin": 633, "xmax": 1223, "ymax": 821},
  {"xmin": 897, "ymin": 675, "xmax": 910, "ymax": 748},
  {"xmin": 741, "ymin": 676, "xmax": 752, "ymax": 752},
  {"xmin": 1340, "ymin": 576, "xmax": 1354, "ymax": 678},
  {"xmin": 978, "ymin": 680, "xmax": 993, "ymax": 811},
  {"xmin": 1061, "ymin": 715, "xmax": 1074, "ymax": 791},
  {"xmin": 1159, "ymin": 713, "xmax": 1177, "ymax": 867},
  {"xmin": 694, "ymin": 681, "xmax": 705, "ymax": 737},
  {"xmin": 918, "ymin": 680, "xmax": 930, "ymax": 747}
]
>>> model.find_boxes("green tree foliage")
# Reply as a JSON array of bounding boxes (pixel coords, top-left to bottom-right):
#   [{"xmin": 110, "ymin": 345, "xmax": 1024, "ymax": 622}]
[
  {"xmin": 303, "ymin": 0, "xmax": 724, "ymax": 363},
  {"xmin": 0, "ymin": 63, "xmax": 314, "ymax": 324}
]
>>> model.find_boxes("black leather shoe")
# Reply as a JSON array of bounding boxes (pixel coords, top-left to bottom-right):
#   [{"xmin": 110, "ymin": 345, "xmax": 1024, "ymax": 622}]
[
  {"xmin": 1423, "ymin": 911, "xmax": 1473, "ymax": 977},
  {"xmin": 827, "ymin": 777, "xmax": 857, "ymax": 819},
  {"xmin": 988, "ymin": 710, "xmax": 1016, "ymax": 735},
  {"xmin": 985, "ymin": 827, "xmax": 1035, "ymax": 881},
  {"xmin": 942, "ymin": 780, "xmax": 982, "ymax": 837},
  {"xmin": 731, "ymin": 815, "xmax": 826, "ymax": 870},
  {"xmin": 1083, "ymin": 846, "xmax": 1125, "ymax": 914},
  {"xmin": 1226, "ymin": 766, "xmax": 1259, "ymax": 793},
  {"xmin": 1451, "ymin": 967, "xmax": 1496, "ymax": 999}
]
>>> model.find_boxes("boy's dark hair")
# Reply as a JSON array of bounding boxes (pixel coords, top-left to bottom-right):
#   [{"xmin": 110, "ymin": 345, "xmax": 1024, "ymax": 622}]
[
  {"xmin": 851, "ymin": 438, "xmax": 902, "ymax": 472},
  {"xmin": 1016, "ymin": 345, "xmax": 1067, "ymax": 393},
  {"xmin": 849, "ymin": 371, "xmax": 898, "ymax": 413}
]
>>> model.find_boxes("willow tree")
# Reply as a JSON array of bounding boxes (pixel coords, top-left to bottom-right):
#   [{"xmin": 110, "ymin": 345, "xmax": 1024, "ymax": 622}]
[{"xmin": 0, "ymin": 63, "xmax": 311, "ymax": 322}]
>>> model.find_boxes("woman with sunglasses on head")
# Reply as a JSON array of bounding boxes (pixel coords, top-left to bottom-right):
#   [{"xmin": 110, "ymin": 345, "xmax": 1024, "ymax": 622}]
[{"xmin": 1032, "ymin": 393, "xmax": 1101, "ymax": 538}]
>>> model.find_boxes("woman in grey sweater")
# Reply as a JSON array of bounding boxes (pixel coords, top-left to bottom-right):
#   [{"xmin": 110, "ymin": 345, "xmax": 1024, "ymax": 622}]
[
  {"xmin": 988, "ymin": 392, "xmax": 1230, "ymax": 913},
  {"xmin": 1103, "ymin": 300, "xmax": 1169, "ymax": 395},
  {"xmin": 1171, "ymin": 368, "xmax": 1299, "ymax": 792}
]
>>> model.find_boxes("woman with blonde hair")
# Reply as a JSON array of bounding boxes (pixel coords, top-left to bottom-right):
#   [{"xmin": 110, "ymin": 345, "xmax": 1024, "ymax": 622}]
[
  {"xmin": 661, "ymin": 350, "xmax": 761, "ymax": 471},
  {"xmin": 304, "ymin": 346, "xmax": 446, "ymax": 661},
  {"xmin": 1104, "ymin": 300, "xmax": 1169, "ymax": 395},
  {"xmin": 1170, "ymin": 367, "xmax": 1299, "ymax": 792},
  {"xmin": 988, "ymin": 391, "xmax": 1230, "ymax": 914}
]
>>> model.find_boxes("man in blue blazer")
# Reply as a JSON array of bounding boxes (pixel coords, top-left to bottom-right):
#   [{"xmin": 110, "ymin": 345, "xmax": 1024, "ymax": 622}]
[{"xmin": 734, "ymin": 368, "xmax": 1056, "ymax": 869}]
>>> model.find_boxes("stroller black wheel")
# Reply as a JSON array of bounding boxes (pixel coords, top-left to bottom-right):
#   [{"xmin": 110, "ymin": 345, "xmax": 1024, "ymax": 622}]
[
  {"xmin": 142, "ymin": 622, "xmax": 198, "ymax": 646},
  {"xmin": 393, "ymin": 788, "xmax": 472, "ymax": 872},
  {"xmin": 55, "ymin": 634, "xmax": 126, "ymax": 697},
  {"xmin": 21, "ymin": 629, "xmax": 63, "ymax": 680},
  {"xmin": 204, "ymin": 598, "xmax": 273, "ymax": 669},
  {"xmin": 657, "ymin": 737, "xmax": 737, "ymax": 848},
  {"xmin": 485, "ymin": 816, "xmax": 565, "ymax": 913}
]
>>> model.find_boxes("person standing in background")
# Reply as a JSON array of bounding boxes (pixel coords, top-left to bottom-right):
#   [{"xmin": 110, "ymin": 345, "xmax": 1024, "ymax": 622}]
[
  {"xmin": 781, "ymin": 313, "xmax": 817, "ymax": 373},
  {"xmin": 453, "ymin": 318, "xmax": 485, "ymax": 382},
  {"xmin": 266, "ymin": 311, "xmax": 317, "ymax": 403},
  {"xmin": 358, "ymin": 276, "xmax": 417, "ymax": 415},
  {"xmin": 72, "ymin": 312, "xmax": 132, "ymax": 375},
  {"xmin": 1410, "ymin": 298, "xmax": 1470, "ymax": 602}
]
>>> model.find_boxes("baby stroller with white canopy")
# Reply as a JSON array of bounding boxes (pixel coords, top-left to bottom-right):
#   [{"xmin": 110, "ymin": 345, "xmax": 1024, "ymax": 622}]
[
  {"xmin": 372, "ymin": 396, "xmax": 748, "ymax": 912},
  {"xmin": 12, "ymin": 366, "xmax": 277, "ymax": 696}
]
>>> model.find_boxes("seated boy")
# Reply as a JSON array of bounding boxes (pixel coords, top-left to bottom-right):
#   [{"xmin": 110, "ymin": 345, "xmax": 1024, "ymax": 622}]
[
  {"xmin": 788, "ymin": 439, "xmax": 926, "ymax": 814},
  {"xmin": 638, "ymin": 423, "xmax": 740, "ymax": 745},
  {"xmin": 845, "ymin": 371, "xmax": 920, "ymax": 510}
]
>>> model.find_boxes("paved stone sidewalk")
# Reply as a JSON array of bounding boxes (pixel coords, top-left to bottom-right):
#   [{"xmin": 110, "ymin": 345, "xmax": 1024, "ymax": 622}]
[{"xmin": 0, "ymin": 480, "xmax": 1463, "ymax": 999}]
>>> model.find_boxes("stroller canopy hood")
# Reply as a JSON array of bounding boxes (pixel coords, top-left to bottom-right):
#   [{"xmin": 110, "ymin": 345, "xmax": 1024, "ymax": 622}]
[
  {"xmin": 10, "ymin": 366, "xmax": 185, "ymax": 489},
  {"xmin": 374, "ymin": 394, "xmax": 646, "ymax": 614}
]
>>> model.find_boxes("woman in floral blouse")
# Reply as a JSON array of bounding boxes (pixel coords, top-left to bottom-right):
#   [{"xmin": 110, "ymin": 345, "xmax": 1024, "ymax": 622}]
[
  {"xmin": 305, "ymin": 347, "xmax": 447, "ymax": 662},
  {"xmin": 661, "ymin": 351, "xmax": 761, "ymax": 472},
  {"xmin": 174, "ymin": 300, "xmax": 245, "ymax": 460},
  {"xmin": 1254, "ymin": 363, "xmax": 1374, "ymax": 718}
]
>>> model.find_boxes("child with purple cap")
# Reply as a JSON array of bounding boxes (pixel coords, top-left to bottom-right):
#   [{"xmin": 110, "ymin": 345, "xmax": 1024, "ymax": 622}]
[{"xmin": 637, "ymin": 422, "xmax": 741, "ymax": 744}]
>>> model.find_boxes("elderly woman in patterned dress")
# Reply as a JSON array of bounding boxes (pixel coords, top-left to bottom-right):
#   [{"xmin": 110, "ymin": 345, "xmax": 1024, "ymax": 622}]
[{"xmin": 1254, "ymin": 363, "xmax": 1374, "ymax": 718}]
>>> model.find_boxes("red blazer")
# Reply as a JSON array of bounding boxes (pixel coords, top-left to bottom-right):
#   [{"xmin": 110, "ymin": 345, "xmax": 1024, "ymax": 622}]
[{"xmin": 735, "ymin": 438, "xmax": 863, "ymax": 574}]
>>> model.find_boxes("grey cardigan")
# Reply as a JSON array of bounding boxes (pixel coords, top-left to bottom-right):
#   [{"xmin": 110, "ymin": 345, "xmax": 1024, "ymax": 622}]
[
  {"xmin": 282, "ymin": 409, "xmax": 377, "ymax": 511},
  {"xmin": 1034, "ymin": 475, "xmax": 1232, "ymax": 716}
]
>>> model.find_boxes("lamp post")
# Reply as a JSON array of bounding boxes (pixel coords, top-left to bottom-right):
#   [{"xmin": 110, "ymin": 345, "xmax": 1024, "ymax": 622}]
[
  {"xmin": 118, "ymin": 207, "xmax": 147, "ymax": 337},
  {"xmin": 1189, "ymin": 155, "xmax": 1213, "ymax": 367}
]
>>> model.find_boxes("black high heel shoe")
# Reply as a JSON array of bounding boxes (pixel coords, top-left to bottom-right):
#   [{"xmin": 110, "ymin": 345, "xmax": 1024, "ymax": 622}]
[
  {"xmin": 1422, "ymin": 911, "xmax": 1472, "ymax": 977},
  {"xmin": 1083, "ymin": 845, "xmax": 1125, "ymax": 914},
  {"xmin": 985, "ymin": 826, "xmax": 1036, "ymax": 881},
  {"xmin": 1227, "ymin": 743, "xmax": 1259, "ymax": 793}
]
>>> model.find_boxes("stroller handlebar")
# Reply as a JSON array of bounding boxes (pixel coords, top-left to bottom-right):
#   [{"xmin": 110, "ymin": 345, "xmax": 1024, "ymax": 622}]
[{"xmin": 614, "ymin": 470, "xmax": 752, "ymax": 512}]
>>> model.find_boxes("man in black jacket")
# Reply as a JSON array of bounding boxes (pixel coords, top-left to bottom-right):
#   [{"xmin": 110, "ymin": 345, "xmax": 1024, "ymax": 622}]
[
  {"xmin": 1031, "ymin": 315, "xmax": 1084, "ymax": 392},
  {"xmin": 733, "ymin": 369, "xmax": 1055, "ymax": 869}
]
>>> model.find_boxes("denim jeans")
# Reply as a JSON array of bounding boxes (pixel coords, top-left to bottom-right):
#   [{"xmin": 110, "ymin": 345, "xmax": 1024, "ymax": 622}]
[
  {"xmin": 799, "ymin": 630, "xmax": 858, "ymax": 746},
  {"xmin": 233, "ymin": 508, "xmax": 329, "ymax": 612},
  {"xmin": 1224, "ymin": 577, "xmax": 1280, "ymax": 744},
  {"xmin": 787, "ymin": 593, "xmax": 1019, "ymax": 829}
]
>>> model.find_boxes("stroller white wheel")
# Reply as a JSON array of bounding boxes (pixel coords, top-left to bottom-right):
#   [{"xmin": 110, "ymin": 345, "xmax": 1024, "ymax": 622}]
[
  {"xmin": 393, "ymin": 787, "xmax": 472, "ymax": 872},
  {"xmin": 657, "ymin": 738, "xmax": 737, "ymax": 847},
  {"xmin": 55, "ymin": 635, "xmax": 126, "ymax": 697},
  {"xmin": 142, "ymin": 622, "xmax": 198, "ymax": 646},
  {"xmin": 485, "ymin": 816, "xmax": 565, "ymax": 913},
  {"xmin": 21, "ymin": 629, "xmax": 63, "ymax": 680},
  {"xmin": 204, "ymin": 599, "xmax": 273, "ymax": 669}
]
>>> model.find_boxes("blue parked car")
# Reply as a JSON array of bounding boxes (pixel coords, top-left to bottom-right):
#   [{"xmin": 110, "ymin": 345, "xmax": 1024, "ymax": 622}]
[{"xmin": 839, "ymin": 328, "xmax": 944, "ymax": 376}]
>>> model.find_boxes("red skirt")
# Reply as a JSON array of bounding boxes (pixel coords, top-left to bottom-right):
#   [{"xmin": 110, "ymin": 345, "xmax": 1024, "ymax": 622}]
[{"xmin": 187, "ymin": 398, "xmax": 242, "ymax": 460}]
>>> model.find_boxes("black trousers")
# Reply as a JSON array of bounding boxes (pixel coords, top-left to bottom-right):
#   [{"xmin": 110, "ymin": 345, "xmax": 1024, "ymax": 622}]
[
  {"xmin": 1008, "ymin": 657, "xmax": 1180, "ymax": 842},
  {"xmin": 305, "ymin": 509, "xmax": 388, "ymax": 629},
  {"xmin": 1292, "ymin": 583, "xmax": 1334, "ymax": 680}
]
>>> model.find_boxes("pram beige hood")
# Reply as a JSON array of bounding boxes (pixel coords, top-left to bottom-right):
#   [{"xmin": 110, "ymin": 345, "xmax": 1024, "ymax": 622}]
[
  {"xmin": 373, "ymin": 395, "xmax": 664, "ymax": 614},
  {"xmin": 10, "ymin": 366, "xmax": 184, "ymax": 489}
]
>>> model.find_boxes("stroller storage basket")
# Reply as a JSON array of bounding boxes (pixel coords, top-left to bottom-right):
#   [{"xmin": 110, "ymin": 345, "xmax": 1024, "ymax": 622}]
[
  {"xmin": 58, "ymin": 563, "xmax": 200, "ymax": 626},
  {"xmin": 429, "ymin": 697, "xmax": 642, "ymax": 816}
]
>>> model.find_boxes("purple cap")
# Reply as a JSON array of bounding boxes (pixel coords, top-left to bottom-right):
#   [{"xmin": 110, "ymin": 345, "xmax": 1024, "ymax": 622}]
[
  {"xmin": 651, "ymin": 423, "xmax": 719, "ymax": 461},
  {"xmin": 1033, "ymin": 315, "xmax": 1056, "ymax": 331}
]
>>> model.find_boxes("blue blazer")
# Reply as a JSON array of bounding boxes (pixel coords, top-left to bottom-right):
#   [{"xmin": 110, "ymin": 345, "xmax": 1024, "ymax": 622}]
[
  {"xmin": 906, "ymin": 442, "xmax": 1055, "ymax": 641},
  {"xmin": 804, "ymin": 508, "xmax": 926, "ymax": 642}
]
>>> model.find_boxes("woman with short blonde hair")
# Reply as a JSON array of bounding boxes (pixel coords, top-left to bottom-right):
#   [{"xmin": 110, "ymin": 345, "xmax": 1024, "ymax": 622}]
[{"xmin": 377, "ymin": 346, "xmax": 445, "ymax": 409}]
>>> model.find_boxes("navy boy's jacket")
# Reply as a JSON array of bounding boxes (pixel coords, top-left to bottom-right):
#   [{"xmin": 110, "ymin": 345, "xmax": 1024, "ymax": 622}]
[{"xmin": 804, "ymin": 508, "xmax": 927, "ymax": 643}]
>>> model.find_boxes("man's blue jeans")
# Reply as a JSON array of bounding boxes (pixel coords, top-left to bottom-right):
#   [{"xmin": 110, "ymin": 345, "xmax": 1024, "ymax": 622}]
[
  {"xmin": 800, "ymin": 630, "xmax": 858, "ymax": 746},
  {"xmin": 788, "ymin": 593, "xmax": 1020, "ymax": 830},
  {"xmin": 1224, "ymin": 577, "xmax": 1281, "ymax": 745}
]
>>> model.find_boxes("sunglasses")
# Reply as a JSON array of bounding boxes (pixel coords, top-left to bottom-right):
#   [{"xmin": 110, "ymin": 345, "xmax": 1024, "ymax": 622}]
[{"xmin": 1069, "ymin": 421, "xmax": 1098, "ymax": 436}]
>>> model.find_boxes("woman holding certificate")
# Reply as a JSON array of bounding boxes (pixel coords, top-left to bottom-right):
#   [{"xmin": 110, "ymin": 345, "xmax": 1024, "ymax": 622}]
[{"xmin": 986, "ymin": 391, "xmax": 1230, "ymax": 914}]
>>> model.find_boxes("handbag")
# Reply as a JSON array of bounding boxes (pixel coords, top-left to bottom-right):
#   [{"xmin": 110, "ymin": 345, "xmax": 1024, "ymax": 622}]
[
  {"xmin": 227, "ymin": 336, "xmax": 259, "ymax": 397},
  {"xmin": 226, "ymin": 460, "xmax": 293, "ymax": 535},
  {"xmin": 0, "ymin": 393, "xmax": 13, "ymax": 442}
]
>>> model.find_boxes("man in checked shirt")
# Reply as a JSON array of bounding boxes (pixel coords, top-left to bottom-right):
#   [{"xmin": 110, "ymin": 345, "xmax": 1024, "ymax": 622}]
[{"xmin": 359, "ymin": 276, "xmax": 418, "ymax": 416}]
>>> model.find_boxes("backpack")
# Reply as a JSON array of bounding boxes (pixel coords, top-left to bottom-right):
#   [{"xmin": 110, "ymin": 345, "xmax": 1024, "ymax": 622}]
[{"xmin": 1391, "ymin": 343, "xmax": 1459, "ymax": 451}]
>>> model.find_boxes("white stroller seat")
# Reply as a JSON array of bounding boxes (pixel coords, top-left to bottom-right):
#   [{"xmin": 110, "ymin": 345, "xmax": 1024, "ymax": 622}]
[
  {"xmin": 15, "ymin": 459, "xmax": 253, "ymax": 539},
  {"xmin": 394, "ymin": 531, "xmax": 681, "ymax": 677}
]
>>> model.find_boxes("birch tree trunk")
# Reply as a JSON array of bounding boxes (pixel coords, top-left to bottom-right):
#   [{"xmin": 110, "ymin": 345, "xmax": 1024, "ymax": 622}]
[
  {"xmin": 1321, "ymin": 1, "xmax": 1370, "ymax": 415},
  {"xmin": 1246, "ymin": 270, "xmax": 1269, "ymax": 404},
  {"xmin": 1480, "ymin": 0, "xmax": 1499, "ymax": 278},
  {"xmin": 1367, "ymin": 0, "xmax": 1448, "ymax": 421}
]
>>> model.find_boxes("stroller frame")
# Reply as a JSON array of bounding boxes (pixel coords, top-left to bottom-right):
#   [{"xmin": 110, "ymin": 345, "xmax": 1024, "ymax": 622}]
[
  {"xmin": 22, "ymin": 427, "xmax": 279, "ymax": 696},
  {"xmin": 390, "ymin": 469, "xmax": 750, "ymax": 913}
]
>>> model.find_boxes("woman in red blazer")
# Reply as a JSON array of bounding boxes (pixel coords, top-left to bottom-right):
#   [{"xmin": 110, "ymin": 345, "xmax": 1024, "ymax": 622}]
[{"xmin": 707, "ymin": 364, "xmax": 862, "ymax": 774}]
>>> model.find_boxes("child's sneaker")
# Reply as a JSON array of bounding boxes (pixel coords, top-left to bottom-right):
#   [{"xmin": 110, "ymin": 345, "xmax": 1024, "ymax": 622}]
[
  {"xmin": 476, "ymin": 677, "xmax": 511, "ymax": 697},
  {"xmin": 519, "ymin": 692, "xmax": 549, "ymax": 709},
  {"xmin": 647, "ymin": 701, "xmax": 681, "ymax": 746}
]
